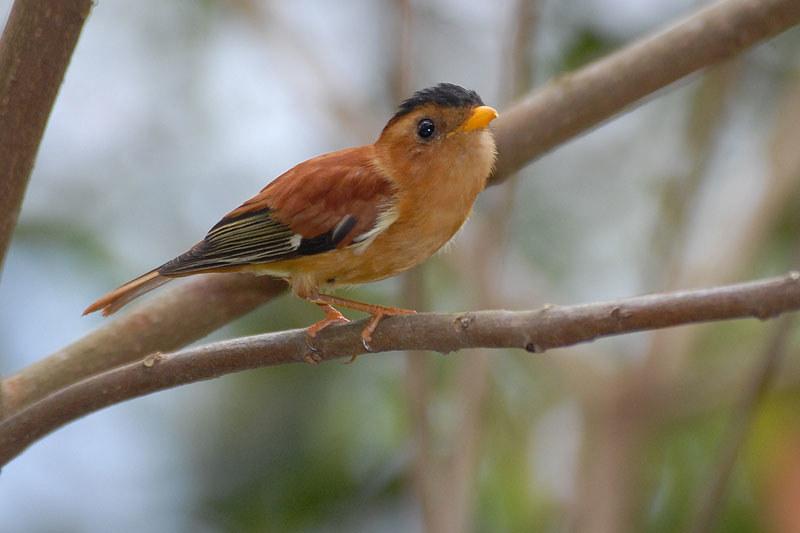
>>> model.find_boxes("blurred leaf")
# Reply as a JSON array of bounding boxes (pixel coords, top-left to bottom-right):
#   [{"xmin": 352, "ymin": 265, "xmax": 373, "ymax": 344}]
[{"xmin": 560, "ymin": 29, "xmax": 617, "ymax": 72}]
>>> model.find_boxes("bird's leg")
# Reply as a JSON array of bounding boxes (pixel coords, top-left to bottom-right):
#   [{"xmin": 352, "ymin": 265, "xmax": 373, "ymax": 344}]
[
  {"xmin": 303, "ymin": 303, "xmax": 347, "ymax": 366},
  {"xmin": 306, "ymin": 303, "xmax": 350, "ymax": 338},
  {"xmin": 310, "ymin": 293, "xmax": 416, "ymax": 353}
]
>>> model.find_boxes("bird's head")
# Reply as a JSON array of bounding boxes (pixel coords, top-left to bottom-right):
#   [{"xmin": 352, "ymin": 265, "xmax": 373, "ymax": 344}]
[{"xmin": 375, "ymin": 83, "xmax": 498, "ymax": 186}]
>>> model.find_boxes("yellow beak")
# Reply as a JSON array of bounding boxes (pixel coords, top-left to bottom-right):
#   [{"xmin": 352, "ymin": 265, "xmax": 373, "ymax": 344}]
[{"xmin": 460, "ymin": 105, "xmax": 498, "ymax": 132}]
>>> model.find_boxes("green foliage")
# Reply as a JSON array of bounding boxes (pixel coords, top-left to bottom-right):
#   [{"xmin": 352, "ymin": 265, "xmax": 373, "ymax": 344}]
[{"xmin": 560, "ymin": 29, "xmax": 618, "ymax": 72}]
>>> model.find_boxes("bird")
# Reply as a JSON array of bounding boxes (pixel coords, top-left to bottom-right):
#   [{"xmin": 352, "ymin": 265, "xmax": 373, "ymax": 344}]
[{"xmin": 84, "ymin": 83, "xmax": 498, "ymax": 350}]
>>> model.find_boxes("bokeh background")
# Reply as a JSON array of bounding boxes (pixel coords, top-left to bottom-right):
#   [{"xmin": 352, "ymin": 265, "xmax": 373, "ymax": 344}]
[{"xmin": 2, "ymin": 0, "xmax": 800, "ymax": 531}]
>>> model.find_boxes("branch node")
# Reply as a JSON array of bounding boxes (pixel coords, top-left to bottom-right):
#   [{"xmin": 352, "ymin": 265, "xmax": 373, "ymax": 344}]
[
  {"xmin": 755, "ymin": 310, "xmax": 777, "ymax": 321},
  {"xmin": 303, "ymin": 337, "xmax": 324, "ymax": 365},
  {"xmin": 611, "ymin": 306, "xmax": 633, "ymax": 320},
  {"xmin": 455, "ymin": 313, "xmax": 475, "ymax": 330},
  {"xmin": 525, "ymin": 342, "xmax": 545, "ymax": 354},
  {"xmin": 141, "ymin": 352, "xmax": 164, "ymax": 368},
  {"xmin": 539, "ymin": 304, "xmax": 555, "ymax": 313}
]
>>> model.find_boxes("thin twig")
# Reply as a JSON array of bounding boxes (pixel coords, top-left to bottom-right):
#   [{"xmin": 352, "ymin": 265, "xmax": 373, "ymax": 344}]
[
  {"xmin": 688, "ymin": 222, "xmax": 800, "ymax": 532},
  {"xmin": 2, "ymin": 272, "xmax": 800, "ymax": 466},
  {"xmin": 435, "ymin": 3, "xmax": 541, "ymax": 531},
  {"xmin": 645, "ymin": 69, "xmax": 800, "ymax": 382},
  {"xmin": 645, "ymin": 61, "xmax": 740, "ymax": 290},
  {"xmin": 387, "ymin": 2, "xmax": 444, "ymax": 529},
  {"xmin": 577, "ymin": 62, "xmax": 742, "ymax": 532},
  {"xmin": 689, "ymin": 315, "xmax": 795, "ymax": 533}
]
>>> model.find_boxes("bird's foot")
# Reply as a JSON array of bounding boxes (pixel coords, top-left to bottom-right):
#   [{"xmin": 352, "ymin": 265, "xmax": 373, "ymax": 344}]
[
  {"xmin": 304, "ymin": 292, "xmax": 416, "ymax": 363},
  {"xmin": 352, "ymin": 306, "xmax": 417, "ymax": 361},
  {"xmin": 303, "ymin": 304, "xmax": 350, "ymax": 365},
  {"xmin": 306, "ymin": 304, "xmax": 350, "ymax": 338}
]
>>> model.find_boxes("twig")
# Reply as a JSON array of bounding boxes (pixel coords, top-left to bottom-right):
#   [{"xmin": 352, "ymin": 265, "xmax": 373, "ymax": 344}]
[
  {"xmin": 585, "ymin": 74, "xmax": 800, "ymax": 531},
  {"xmin": 387, "ymin": 2, "xmax": 444, "ymax": 529},
  {"xmin": 687, "ymin": 223, "xmax": 800, "ymax": 532},
  {"xmin": 3, "ymin": 0, "xmax": 799, "ymax": 422},
  {"xmin": 434, "ymin": 3, "xmax": 541, "ymax": 531},
  {"xmin": 2, "ymin": 272, "xmax": 800, "ymax": 466},
  {"xmin": 645, "ymin": 70, "xmax": 800, "ymax": 382},
  {"xmin": 645, "ymin": 61, "xmax": 740, "ymax": 289},
  {"xmin": 578, "ymin": 62, "xmax": 742, "ymax": 532},
  {"xmin": 689, "ymin": 315, "xmax": 795, "ymax": 533},
  {"xmin": 0, "ymin": 0, "xmax": 93, "ymax": 271}
]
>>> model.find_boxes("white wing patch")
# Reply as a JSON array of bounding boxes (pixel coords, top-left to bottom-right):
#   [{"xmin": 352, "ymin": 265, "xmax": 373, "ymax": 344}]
[{"xmin": 349, "ymin": 204, "xmax": 399, "ymax": 255}]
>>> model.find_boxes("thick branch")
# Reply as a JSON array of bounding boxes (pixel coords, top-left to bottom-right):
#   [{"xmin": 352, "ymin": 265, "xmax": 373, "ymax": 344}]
[
  {"xmin": 4, "ymin": 0, "xmax": 800, "ymax": 416},
  {"xmin": 2, "ymin": 272, "xmax": 799, "ymax": 466},
  {"xmin": 0, "ymin": 0, "xmax": 93, "ymax": 270},
  {"xmin": 489, "ymin": 0, "xmax": 800, "ymax": 183},
  {"xmin": 1, "ymin": 275, "xmax": 286, "ymax": 416}
]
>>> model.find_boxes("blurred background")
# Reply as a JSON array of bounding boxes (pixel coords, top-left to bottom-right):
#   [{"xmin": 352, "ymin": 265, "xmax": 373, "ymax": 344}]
[{"xmin": 1, "ymin": 0, "xmax": 800, "ymax": 531}]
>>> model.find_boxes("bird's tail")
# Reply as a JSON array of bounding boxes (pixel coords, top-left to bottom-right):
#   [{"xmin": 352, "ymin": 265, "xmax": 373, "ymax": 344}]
[{"xmin": 83, "ymin": 270, "xmax": 172, "ymax": 316}]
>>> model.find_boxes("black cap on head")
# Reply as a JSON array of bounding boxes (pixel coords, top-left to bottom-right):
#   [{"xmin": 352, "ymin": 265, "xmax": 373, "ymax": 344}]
[{"xmin": 392, "ymin": 83, "xmax": 484, "ymax": 120}]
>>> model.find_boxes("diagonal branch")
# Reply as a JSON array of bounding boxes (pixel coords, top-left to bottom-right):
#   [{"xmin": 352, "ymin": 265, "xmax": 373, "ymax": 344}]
[
  {"xmin": 1, "ymin": 275, "xmax": 287, "ymax": 416},
  {"xmin": 3, "ymin": 0, "xmax": 799, "ymax": 418},
  {"xmin": 689, "ymin": 315, "xmax": 795, "ymax": 533},
  {"xmin": 2, "ymin": 272, "xmax": 800, "ymax": 467},
  {"xmin": 0, "ymin": 0, "xmax": 93, "ymax": 272},
  {"xmin": 489, "ymin": 0, "xmax": 800, "ymax": 184}
]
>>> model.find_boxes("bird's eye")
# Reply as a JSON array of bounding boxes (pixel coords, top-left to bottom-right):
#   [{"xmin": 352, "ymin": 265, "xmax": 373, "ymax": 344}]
[{"xmin": 417, "ymin": 119, "xmax": 435, "ymax": 139}]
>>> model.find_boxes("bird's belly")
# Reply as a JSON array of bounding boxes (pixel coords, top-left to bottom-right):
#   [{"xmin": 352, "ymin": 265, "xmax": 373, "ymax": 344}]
[{"xmin": 335, "ymin": 207, "xmax": 470, "ymax": 283}]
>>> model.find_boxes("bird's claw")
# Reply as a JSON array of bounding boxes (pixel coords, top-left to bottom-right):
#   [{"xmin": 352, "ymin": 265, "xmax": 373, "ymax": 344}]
[
  {"xmin": 303, "ymin": 336, "xmax": 323, "ymax": 365},
  {"xmin": 344, "ymin": 336, "xmax": 371, "ymax": 364},
  {"xmin": 304, "ymin": 352, "xmax": 323, "ymax": 365},
  {"xmin": 361, "ymin": 336, "xmax": 373, "ymax": 353}
]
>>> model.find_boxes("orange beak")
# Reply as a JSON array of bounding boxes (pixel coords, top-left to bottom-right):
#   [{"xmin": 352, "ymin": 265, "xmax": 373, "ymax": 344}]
[{"xmin": 460, "ymin": 105, "xmax": 498, "ymax": 132}]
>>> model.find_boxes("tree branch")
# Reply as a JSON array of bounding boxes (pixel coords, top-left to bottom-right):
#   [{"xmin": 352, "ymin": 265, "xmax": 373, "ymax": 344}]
[
  {"xmin": 489, "ymin": 0, "xmax": 800, "ymax": 184},
  {"xmin": 2, "ymin": 272, "xmax": 800, "ymax": 466},
  {"xmin": 0, "ymin": 0, "xmax": 93, "ymax": 271},
  {"xmin": 3, "ymin": 0, "xmax": 799, "ymax": 417},
  {"xmin": 1, "ymin": 275, "xmax": 286, "ymax": 417}
]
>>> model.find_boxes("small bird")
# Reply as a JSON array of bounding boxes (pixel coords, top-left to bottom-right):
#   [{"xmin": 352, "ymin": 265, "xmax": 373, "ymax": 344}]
[{"xmin": 84, "ymin": 83, "xmax": 498, "ymax": 349}]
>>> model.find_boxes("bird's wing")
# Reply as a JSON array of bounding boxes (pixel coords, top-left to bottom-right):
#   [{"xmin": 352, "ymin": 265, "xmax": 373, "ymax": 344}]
[{"xmin": 159, "ymin": 147, "xmax": 397, "ymax": 275}]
